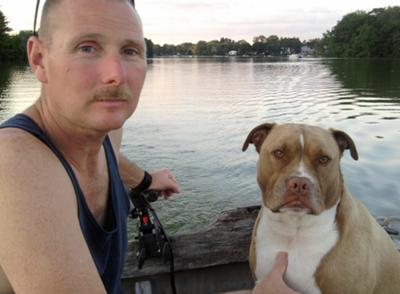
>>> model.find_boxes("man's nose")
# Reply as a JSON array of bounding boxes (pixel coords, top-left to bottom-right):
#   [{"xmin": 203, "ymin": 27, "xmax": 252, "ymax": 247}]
[{"xmin": 101, "ymin": 54, "xmax": 126, "ymax": 86}]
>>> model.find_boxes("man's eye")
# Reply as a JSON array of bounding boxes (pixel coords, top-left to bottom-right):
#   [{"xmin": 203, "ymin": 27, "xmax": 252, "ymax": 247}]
[
  {"xmin": 123, "ymin": 48, "xmax": 139, "ymax": 56},
  {"xmin": 78, "ymin": 45, "xmax": 96, "ymax": 54}
]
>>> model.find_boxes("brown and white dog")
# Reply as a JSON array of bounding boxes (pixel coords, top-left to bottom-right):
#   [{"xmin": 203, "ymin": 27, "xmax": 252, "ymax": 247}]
[{"xmin": 242, "ymin": 123, "xmax": 400, "ymax": 294}]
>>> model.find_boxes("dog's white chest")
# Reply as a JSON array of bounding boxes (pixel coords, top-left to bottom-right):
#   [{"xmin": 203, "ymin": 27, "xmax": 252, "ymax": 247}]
[{"xmin": 255, "ymin": 205, "xmax": 339, "ymax": 294}]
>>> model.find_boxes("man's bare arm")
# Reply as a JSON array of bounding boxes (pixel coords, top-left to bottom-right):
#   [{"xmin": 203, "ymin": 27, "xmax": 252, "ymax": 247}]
[
  {"xmin": 108, "ymin": 128, "xmax": 145, "ymax": 186},
  {"xmin": 0, "ymin": 130, "xmax": 106, "ymax": 294},
  {"xmin": 118, "ymin": 154, "xmax": 147, "ymax": 187}
]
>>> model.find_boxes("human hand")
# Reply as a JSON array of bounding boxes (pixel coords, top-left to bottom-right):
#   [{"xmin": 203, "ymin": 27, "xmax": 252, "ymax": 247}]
[
  {"xmin": 149, "ymin": 169, "xmax": 181, "ymax": 198},
  {"xmin": 253, "ymin": 252, "xmax": 301, "ymax": 294}
]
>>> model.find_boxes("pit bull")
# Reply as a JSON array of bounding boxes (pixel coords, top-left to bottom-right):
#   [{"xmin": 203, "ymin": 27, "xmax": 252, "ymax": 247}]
[{"xmin": 242, "ymin": 123, "xmax": 400, "ymax": 294}]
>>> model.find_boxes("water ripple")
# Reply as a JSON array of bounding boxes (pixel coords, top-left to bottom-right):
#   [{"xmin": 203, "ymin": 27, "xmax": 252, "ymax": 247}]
[{"xmin": 1, "ymin": 58, "xmax": 399, "ymax": 236}]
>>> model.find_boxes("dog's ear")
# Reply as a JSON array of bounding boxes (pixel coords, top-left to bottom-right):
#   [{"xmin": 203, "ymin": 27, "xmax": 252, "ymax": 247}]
[
  {"xmin": 242, "ymin": 123, "xmax": 275, "ymax": 153},
  {"xmin": 330, "ymin": 129, "xmax": 359, "ymax": 160}
]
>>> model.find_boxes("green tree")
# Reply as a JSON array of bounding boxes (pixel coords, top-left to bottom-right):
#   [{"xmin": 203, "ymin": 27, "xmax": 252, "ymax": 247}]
[
  {"xmin": 176, "ymin": 42, "xmax": 194, "ymax": 55},
  {"xmin": 161, "ymin": 44, "xmax": 177, "ymax": 56},
  {"xmin": 252, "ymin": 35, "xmax": 267, "ymax": 55},
  {"xmin": 194, "ymin": 40, "xmax": 209, "ymax": 56},
  {"xmin": 304, "ymin": 38, "xmax": 323, "ymax": 56},
  {"xmin": 9, "ymin": 30, "xmax": 32, "ymax": 62},
  {"xmin": 322, "ymin": 6, "xmax": 400, "ymax": 57},
  {"xmin": 145, "ymin": 38, "xmax": 154, "ymax": 58},
  {"xmin": 323, "ymin": 10, "xmax": 366, "ymax": 56},
  {"xmin": 393, "ymin": 31, "xmax": 400, "ymax": 57},
  {"xmin": 280, "ymin": 37, "xmax": 302, "ymax": 55},
  {"xmin": 207, "ymin": 40, "xmax": 220, "ymax": 55},
  {"xmin": 153, "ymin": 44, "xmax": 162, "ymax": 56},
  {"xmin": 265, "ymin": 35, "xmax": 280, "ymax": 56},
  {"xmin": 349, "ymin": 24, "xmax": 378, "ymax": 57},
  {"xmin": 0, "ymin": 10, "xmax": 11, "ymax": 35},
  {"xmin": 236, "ymin": 39, "xmax": 252, "ymax": 55},
  {"xmin": 369, "ymin": 7, "xmax": 400, "ymax": 57},
  {"xmin": 217, "ymin": 38, "xmax": 235, "ymax": 55},
  {"xmin": 0, "ymin": 10, "xmax": 12, "ymax": 62}
]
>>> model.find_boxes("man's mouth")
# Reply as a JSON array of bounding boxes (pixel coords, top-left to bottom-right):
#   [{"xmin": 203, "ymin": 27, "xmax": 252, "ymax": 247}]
[
  {"xmin": 96, "ymin": 98, "xmax": 127, "ymax": 102},
  {"xmin": 93, "ymin": 98, "xmax": 130, "ymax": 109}
]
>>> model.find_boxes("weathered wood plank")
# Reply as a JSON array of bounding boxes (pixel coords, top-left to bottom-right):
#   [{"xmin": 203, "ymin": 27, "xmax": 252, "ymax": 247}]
[{"xmin": 122, "ymin": 205, "xmax": 260, "ymax": 279}]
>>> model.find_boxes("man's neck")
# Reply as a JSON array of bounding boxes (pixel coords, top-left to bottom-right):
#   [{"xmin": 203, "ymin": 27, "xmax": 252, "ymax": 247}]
[{"xmin": 25, "ymin": 100, "xmax": 106, "ymax": 174}]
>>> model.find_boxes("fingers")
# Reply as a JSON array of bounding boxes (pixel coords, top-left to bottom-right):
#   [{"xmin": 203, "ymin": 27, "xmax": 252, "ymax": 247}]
[
  {"xmin": 165, "ymin": 171, "xmax": 181, "ymax": 193},
  {"xmin": 166, "ymin": 174, "xmax": 181, "ymax": 193},
  {"xmin": 167, "ymin": 173, "xmax": 177, "ymax": 183},
  {"xmin": 150, "ymin": 169, "xmax": 181, "ymax": 195},
  {"xmin": 161, "ymin": 190, "xmax": 173, "ymax": 199},
  {"xmin": 254, "ymin": 252, "xmax": 301, "ymax": 294},
  {"xmin": 270, "ymin": 252, "xmax": 289, "ymax": 277}
]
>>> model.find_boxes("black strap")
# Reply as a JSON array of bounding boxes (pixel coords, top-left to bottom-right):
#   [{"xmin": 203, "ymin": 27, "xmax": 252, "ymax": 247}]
[
  {"xmin": 130, "ymin": 171, "xmax": 152, "ymax": 195},
  {"xmin": 33, "ymin": 0, "xmax": 40, "ymax": 36}
]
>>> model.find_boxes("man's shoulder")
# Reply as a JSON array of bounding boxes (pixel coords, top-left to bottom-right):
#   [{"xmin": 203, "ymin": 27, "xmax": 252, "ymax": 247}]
[
  {"xmin": 0, "ymin": 126, "xmax": 77, "ymax": 235},
  {"xmin": 0, "ymin": 127, "xmax": 54, "ymax": 165},
  {"xmin": 0, "ymin": 126, "xmax": 39, "ymax": 146},
  {"xmin": 0, "ymin": 127, "xmax": 71, "ymax": 198}
]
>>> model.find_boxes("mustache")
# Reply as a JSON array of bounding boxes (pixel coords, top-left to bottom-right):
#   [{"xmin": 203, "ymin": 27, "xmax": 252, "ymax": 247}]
[{"xmin": 92, "ymin": 87, "xmax": 133, "ymax": 101}]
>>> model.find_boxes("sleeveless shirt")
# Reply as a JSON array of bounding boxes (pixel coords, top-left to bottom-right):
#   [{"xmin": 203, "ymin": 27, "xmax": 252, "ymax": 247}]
[{"xmin": 0, "ymin": 114, "xmax": 130, "ymax": 294}]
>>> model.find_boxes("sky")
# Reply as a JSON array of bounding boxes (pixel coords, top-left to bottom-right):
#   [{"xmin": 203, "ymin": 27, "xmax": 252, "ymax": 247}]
[{"xmin": 0, "ymin": 0, "xmax": 399, "ymax": 45}]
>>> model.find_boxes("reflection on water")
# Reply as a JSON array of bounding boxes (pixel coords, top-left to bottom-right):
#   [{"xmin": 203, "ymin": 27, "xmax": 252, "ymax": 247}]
[
  {"xmin": 327, "ymin": 58, "xmax": 400, "ymax": 99},
  {"xmin": 0, "ymin": 64, "xmax": 14, "ymax": 113},
  {"xmin": 1, "ymin": 58, "xmax": 400, "ymax": 236},
  {"xmin": 0, "ymin": 63, "xmax": 39, "ymax": 118}
]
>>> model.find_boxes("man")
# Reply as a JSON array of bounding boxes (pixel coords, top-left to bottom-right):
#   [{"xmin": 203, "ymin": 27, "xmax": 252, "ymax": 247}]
[
  {"xmin": 0, "ymin": 0, "xmax": 295, "ymax": 293},
  {"xmin": 0, "ymin": 0, "xmax": 179, "ymax": 293}
]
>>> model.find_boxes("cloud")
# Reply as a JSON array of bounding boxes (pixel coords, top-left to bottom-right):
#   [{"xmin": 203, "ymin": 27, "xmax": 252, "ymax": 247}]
[
  {"xmin": 142, "ymin": 6, "xmax": 343, "ymax": 44},
  {"xmin": 139, "ymin": 0, "xmax": 400, "ymax": 44},
  {"xmin": 174, "ymin": 2, "xmax": 226, "ymax": 10},
  {"xmin": 2, "ymin": 0, "xmax": 400, "ymax": 44}
]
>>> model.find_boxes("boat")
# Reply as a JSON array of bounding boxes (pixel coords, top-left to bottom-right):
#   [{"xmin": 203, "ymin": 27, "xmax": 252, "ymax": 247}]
[{"xmin": 121, "ymin": 206, "xmax": 400, "ymax": 294}]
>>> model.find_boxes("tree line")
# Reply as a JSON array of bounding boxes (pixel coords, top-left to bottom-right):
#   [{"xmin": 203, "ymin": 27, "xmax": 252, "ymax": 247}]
[
  {"xmin": 1, "ymin": 6, "xmax": 400, "ymax": 63},
  {"xmin": 145, "ymin": 6, "xmax": 400, "ymax": 58},
  {"xmin": 145, "ymin": 36, "xmax": 305, "ymax": 57},
  {"xmin": 319, "ymin": 6, "xmax": 400, "ymax": 58},
  {"xmin": 144, "ymin": 6, "xmax": 400, "ymax": 58},
  {"xmin": 0, "ymin": 11, "xmax": 30, "ymax": 63}
]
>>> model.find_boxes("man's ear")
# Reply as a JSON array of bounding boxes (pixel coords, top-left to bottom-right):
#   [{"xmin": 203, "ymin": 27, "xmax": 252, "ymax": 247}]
[
  {"xmin": 242, "ymin": 123, "xmax": 275, "ymax": 153},
  {"xmin": 27, "ymin": 36, "xmax": 48, "ymax": 83},
  {"xmin": 330, "ymin": 129, "xmax": 359, "ymax": 160}
]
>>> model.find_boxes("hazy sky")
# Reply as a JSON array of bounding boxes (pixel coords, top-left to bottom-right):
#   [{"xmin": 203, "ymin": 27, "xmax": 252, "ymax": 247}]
[{"xmin": 0, "ymin": 0, "xmax": 398, "ymax": 45}]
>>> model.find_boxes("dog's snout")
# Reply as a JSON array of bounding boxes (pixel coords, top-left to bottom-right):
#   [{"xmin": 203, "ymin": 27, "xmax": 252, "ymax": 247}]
[{"xmin": 287, "ymin": 176, "xmax": 311, "ymax": 196}]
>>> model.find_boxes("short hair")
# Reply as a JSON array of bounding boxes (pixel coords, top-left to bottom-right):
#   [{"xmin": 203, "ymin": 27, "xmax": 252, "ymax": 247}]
[
  {"xmin": 38, "ymin": 0, "xmax": 136, "ymax": 45},
  {"xmin": 38, "ymin": 0, "xmax": 61, "ymax": 44}
]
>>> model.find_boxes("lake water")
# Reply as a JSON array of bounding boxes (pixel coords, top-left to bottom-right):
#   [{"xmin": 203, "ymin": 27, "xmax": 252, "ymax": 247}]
[{"xmin": 1, "ymin": 57, "xmax": 400, "ymax": 238}]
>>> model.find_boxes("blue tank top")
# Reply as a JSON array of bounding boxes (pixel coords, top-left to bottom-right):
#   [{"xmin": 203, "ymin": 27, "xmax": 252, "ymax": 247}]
[{"xmin": 0, "ymin": 114, "xmax": 130, "ymax": 294}]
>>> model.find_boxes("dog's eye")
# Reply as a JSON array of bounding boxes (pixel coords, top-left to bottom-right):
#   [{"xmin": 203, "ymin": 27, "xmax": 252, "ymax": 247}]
[
  {"xmin": 273, "ymin": 149, "xmax": 285, "ymax": 159},
  {"xmin": 319, "ymin": 156, "xmax": 330, "ymax": 165}
]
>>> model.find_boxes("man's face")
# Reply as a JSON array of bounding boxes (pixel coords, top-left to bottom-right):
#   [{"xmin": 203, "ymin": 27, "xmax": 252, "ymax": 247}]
[{"xmin": 41, "ymin": 0, "xmax": 147, "ymax": 132}]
